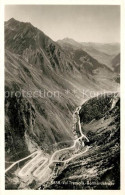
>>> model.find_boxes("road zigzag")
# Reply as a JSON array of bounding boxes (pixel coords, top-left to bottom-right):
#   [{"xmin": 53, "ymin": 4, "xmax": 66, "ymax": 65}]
[{"xmin": 5, "ymin": 105, "xmax": 89, "ymax": 181}]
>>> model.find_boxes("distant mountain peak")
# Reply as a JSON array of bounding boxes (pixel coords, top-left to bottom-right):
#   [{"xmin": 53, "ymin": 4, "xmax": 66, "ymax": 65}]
[
  {"xmin": 6, "ymin": 17, "xmax": 19, "ymax": 24},
  {"xmin": 5, "ymin": 17, "xmax": 33, "ymax": 28},
  {"xmin": 8, "ymin": 17, "xmax": 16, "ymax": 22},
  {"xmin": 63, "ymin": 37, "xmax": 76, "ymax": 41},
  {"xmin": 59, "ymin": 37, "xmax": 78, "ymax": 43}
]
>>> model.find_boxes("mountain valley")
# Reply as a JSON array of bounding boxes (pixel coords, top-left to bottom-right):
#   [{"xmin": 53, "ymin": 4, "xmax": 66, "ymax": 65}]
[{"xmin": 5, "ymin": 18, "xmax": 120, "ymax": 190}]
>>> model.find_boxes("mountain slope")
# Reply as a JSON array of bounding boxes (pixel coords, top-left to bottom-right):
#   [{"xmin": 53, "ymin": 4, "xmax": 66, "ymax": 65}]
[
  {"xmin": 45, "ymin": 93, "xmax": 120, "ymax": 190},
  {"xmin": 5, "ymin": 18, "xmax": 119, "ymax": 160},
  {"xmin": 5, "ymin": 18, "xmax": 120, "ymax": 189},
  {"xmin": 58, "ymin": 38, "xmax": 120, "ymax": 69},
  {"xmin": 112, "ymin": 53, "xmax": 120, "ymax": 74}
]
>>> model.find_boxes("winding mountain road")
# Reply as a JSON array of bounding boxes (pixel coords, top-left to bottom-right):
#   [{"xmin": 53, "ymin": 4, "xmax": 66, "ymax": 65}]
[
  {"xmin": 5, "ymin": 106, "xmax": 89, "ymax": 182},
  {"xmin": 5, "ymin": 151, "xmax": 38, "ymax": 173}
]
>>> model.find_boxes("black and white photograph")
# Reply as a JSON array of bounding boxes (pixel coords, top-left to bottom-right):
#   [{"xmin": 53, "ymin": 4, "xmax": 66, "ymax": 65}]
[{"xmin": 4, "ymin": 2, "xmax": 121, "ymax": 191}]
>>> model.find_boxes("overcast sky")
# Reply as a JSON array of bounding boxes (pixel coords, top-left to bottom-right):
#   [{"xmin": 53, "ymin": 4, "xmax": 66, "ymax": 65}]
[{"xmin": 5, "ymin": 5, "xmax": 120, "ymax": 43}]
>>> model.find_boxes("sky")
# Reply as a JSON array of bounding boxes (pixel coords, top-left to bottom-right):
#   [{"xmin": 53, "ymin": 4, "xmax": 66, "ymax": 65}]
[{"xmin": 5, "ymin": 5, "xmax": 120, "ymax": 43}]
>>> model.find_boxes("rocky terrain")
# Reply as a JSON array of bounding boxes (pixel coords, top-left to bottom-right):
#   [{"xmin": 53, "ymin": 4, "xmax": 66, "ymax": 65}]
[
  {"xmin": 44, "ymin": 93, "xmax": 120, "ymax": 190},
  {"xmin": 5, "ymin": 18, "xmax": 120, "ymax": 190}
]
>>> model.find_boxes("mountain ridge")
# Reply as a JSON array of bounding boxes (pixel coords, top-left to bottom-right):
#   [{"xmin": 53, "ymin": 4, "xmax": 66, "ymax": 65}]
[
  {"xmin": 58, "ymin": 37, "xmax": 120, "ymax": 69},
  {"xmin": 5, "ymin": 18, "xmax": 120, "ymax": 189}
]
